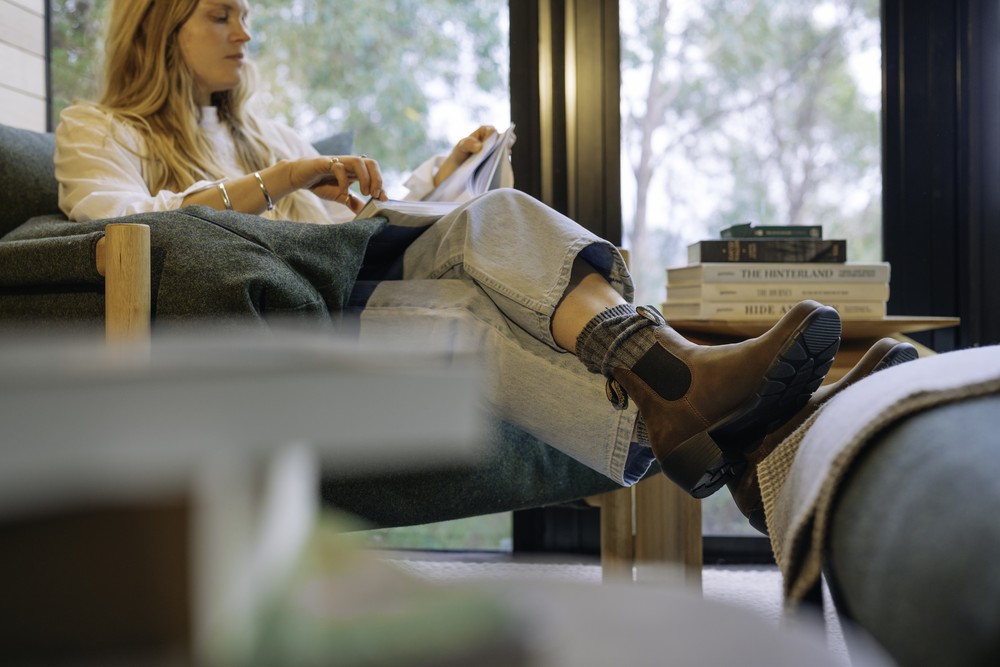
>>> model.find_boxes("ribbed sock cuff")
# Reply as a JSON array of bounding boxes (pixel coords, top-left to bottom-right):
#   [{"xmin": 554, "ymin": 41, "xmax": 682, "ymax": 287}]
[
  {"xmin": 575, "ymin": 303, "xmax": 662, "ymax": 377},
  {"xmin": 575, "ymin": 303, "xmax": 639, "ymax": 374}
]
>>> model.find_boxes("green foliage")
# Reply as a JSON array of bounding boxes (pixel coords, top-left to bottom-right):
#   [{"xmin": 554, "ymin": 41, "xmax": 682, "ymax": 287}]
[
  {"xmin": 49, "ymin": 0, "xmax": 108, "ymax": 123},
  {"xmin": 247, "ymin": 0, "xmax": 508, "ymax": 174}
]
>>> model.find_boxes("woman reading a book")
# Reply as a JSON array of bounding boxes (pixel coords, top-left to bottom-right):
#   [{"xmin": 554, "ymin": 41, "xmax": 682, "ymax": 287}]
[{"xmin": 53, "ymin": 0, "xmax": 911, "ymax": 531}]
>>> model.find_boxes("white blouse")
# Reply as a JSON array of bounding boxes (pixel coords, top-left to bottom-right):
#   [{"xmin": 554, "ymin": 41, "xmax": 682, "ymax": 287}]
[{"xmin": 54, "ymin": 103, "xmax": 438, "ymax": 223}]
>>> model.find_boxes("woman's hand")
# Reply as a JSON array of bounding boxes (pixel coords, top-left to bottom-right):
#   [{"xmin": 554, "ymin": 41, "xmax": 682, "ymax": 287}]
[
  {"xmin": 287, "ymin": 154, "xmax": 387, "ymax": 213},
  {"xmin": 433, "ymin": 125, "xmax": 497, "ymax": 187}
]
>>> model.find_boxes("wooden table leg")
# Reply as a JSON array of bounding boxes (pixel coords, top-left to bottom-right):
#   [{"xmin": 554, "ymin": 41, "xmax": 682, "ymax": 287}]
[
  {"xmin": 635, "ymin": 475, "xmax": 702, "ymax": 590},
  {"xmin": 596, "ymin": 486, "xmax": 634, "ymax": 581}
]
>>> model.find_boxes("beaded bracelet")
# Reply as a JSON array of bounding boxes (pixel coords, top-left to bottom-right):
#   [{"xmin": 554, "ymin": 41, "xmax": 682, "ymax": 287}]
[
  {"xmin": 254, "ymin": 171, "xmax": 275, "ymax": 211},
  {"xmin": 217, "ymin": 181, "xmax": 233, "ymax": 210}
]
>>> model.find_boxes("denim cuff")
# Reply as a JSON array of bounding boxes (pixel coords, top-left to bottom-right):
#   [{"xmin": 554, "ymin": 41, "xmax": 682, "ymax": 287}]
[{"xmin": 622, "ymin": 441, "xmax": 656, "ymax": 486}]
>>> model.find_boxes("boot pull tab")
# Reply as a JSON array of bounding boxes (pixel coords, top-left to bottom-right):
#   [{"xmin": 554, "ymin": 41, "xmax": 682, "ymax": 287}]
[
  {"xmin": 636, "ymin": 304, "xmax": 667, "ymax": 325},
  {"xmin": 606, "ymin": 377, "xmax": 629, "ymax": 410}
]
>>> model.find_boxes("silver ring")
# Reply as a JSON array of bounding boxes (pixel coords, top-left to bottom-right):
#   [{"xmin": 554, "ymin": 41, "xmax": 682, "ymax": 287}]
[
  {"xmin": 329, "ymin": 157, "xmax": 340, "ymax": 168},
  {"xmin": 360, "ymin": 154, "xmax": 368, "ymax": 159}
]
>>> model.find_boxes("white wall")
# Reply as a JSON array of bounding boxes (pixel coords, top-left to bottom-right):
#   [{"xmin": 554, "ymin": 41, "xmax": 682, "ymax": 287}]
[{"xmin": 0, "ymin": 0, "xmax": 46, "ymax": 131}]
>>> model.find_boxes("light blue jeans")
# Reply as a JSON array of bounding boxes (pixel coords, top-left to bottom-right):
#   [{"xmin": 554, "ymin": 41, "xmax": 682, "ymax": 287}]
[{"xmin": 357, "ymin": 189, "xmax": 653, "ymax": 485}]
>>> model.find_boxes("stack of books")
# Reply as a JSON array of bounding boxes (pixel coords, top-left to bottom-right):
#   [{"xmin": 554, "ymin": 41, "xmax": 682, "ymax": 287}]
[{"xmin": 663, "ymin": 223, "xmax": 890, "ymax": 322}]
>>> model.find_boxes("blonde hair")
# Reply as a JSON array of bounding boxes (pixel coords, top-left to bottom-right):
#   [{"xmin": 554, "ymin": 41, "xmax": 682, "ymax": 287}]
[{"xmin": 99, "ymin": 0, "xmax": 326, "ymax": 222}]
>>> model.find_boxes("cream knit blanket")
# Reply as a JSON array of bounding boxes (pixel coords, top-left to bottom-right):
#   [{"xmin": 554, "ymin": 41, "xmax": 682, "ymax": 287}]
[{"xmin": 758, "ymin": 345, "xmax": 1000, "ymax": 607}]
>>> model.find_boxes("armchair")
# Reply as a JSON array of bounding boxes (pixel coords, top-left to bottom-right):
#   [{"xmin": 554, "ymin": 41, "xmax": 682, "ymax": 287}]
[{"xmin": 0, "ymin": 121, "xmax": 698, "ymax": 580}]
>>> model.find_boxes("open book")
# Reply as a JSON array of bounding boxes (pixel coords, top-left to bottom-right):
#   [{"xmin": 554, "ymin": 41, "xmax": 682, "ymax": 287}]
[
  {"xmin": 422, "ymin": 124, "xmax": 516, "ymax": 202},
  {"xmin": 354, "ymin": 197, "xmax": 460, "ymax": 227},
  {"xmin": 354, "ymin": 124, "xmax": 515, "ymax": 226}
]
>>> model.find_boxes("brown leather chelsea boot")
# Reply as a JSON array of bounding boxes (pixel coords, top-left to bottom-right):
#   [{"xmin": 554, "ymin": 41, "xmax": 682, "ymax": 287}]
[{"xmin": 608, "ymin": 300, "xmax": 842, "ymax": 498}]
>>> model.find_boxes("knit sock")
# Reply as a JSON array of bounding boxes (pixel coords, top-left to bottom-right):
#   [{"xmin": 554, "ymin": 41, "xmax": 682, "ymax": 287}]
[
  {"xmin": 576, "ymin": 304, "xmax": 663, "ymax": 444},
  {"xmin": 575, "ymin": 304, "xmax": 659, "ymax": 377}
]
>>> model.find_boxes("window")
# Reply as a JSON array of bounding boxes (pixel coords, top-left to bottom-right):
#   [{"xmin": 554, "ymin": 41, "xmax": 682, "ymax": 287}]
[{"xmin": 619, "ymin": 0, "xmax": 882, "ymax": 535}]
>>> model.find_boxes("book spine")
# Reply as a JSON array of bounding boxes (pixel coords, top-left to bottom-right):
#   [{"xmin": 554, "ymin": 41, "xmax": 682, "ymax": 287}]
[
  {"xmin": 662, "ymin": 300, "xmax": 887, "ymax": 321},
  {"xmin": 687, "ymin": 239, "xmax": 847, "ymax": 264},
  {"xmin": 666, "ymin": 282, "xmax": 890, "ymax": 303},
  {"xmin": 666, "ymin": 262, "xmax": 891, "ymax": 284},
  {"xmin": 720, "ymin": 225, "xmax": 823, "ymax": 239}
]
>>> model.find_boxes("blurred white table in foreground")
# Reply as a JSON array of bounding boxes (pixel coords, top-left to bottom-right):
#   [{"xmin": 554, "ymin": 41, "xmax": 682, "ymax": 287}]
[{"xmin": 0, "ymin": 331, "xmax": 484, "ymax": 665}]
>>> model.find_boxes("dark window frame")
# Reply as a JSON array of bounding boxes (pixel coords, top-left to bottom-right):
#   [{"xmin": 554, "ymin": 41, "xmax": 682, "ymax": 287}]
[{"xmin": 882, "ymin": 0, "xmax": 1000, "ymax": 350}]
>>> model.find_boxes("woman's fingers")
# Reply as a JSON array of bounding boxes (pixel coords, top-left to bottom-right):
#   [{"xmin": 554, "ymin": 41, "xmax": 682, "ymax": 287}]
[
  {"xmin": 448, "ymin": 126, "xmax": 497, "ymax": 164},
  {"xmin": 306, "ymin": 155, "xmax": 386, "ymax": 204},
  {"xmin": 456, "ymin": 136, "xmax": 484, "ymax": 156},
  {"xmin": 326, "ymin": 156, "xmax": 352, "ymax": 191},
  {"xmin": 470, "ymin": 125, "xmax": 497, "ymax": 142},
  {"xmin": 354, "ymin": 155, "xmax": 386, "ymax": 200},
  {"xmin": 344, "ymin": 192, "xmax": 365, "ymax": 213}
]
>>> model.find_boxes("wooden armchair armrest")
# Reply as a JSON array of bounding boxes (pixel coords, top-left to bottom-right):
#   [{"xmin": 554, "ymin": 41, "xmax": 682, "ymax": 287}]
[{"xmin": 95, "ymin": 223, "xmax": 151, "ymax": 342}]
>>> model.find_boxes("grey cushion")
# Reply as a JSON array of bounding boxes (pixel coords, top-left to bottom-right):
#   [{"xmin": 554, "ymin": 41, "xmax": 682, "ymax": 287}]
[
  {"xmin": 0, "ymin": 123, "xmax": 61, "ymax": 238},
  {"xmin": 312, "ymin": 130, "xmax": 355, "ymax": 157},
  {"xmin": 827, "ymin": 393, "xmax": 1000, "ymax": 667},
  {"xmin": 2, "ymin": 208, "xmax": 386, "ymax": 327}
]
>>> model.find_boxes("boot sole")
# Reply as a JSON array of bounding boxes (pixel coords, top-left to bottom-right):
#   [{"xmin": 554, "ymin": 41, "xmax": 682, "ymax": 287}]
[
  {"xmin": 739, "ymin": 339, "xmax": 918, "ymax": 535},
  {"xmin": 870, "ymin": 340, "xmax": 918, "ymax": 373},
  {"xmin": 664, "ymin": 305, "xmax": 842, "ymax": 498}
]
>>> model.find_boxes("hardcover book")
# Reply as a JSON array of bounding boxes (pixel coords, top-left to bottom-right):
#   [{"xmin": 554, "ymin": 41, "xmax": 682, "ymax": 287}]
[
  {"xmin": 720, "ymin": 222, "xmax": 823, "ymax": 239},
  {"xmin": 666, "ymin": 281, "xmax": 890, "ymax": 303},
  {"xmin": 666, "ymin": 262, "xmax": 891, "ymax": 285},
  {"xmin": 661, "ymin": 300, "xmax": 887, "ymax": 321},
  {"xmin": 687, "ymin": 238, "xmax": 847, "ymax": 264}
]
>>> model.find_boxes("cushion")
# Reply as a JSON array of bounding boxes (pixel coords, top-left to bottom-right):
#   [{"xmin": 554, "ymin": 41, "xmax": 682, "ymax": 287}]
[
  {"xmin": 312, "ymin": 130, "xmax": 355, "ymax": 157},
  {"xmin": 0, "ymin": 123, "xmax": 61, "ymax": 238},
  {"xmin": 827, "ymin": 393, "xmax": 1000, "ymax": 667},
  {"xmin": 1, "ymin": 208, "xmax": 387, "ymax": 327}
]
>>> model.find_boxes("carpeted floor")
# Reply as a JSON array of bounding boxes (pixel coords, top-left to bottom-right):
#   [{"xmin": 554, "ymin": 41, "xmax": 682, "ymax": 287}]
[{"xmin": 376, "ymin": 550, "xmax": 855, "ymax": 663}]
